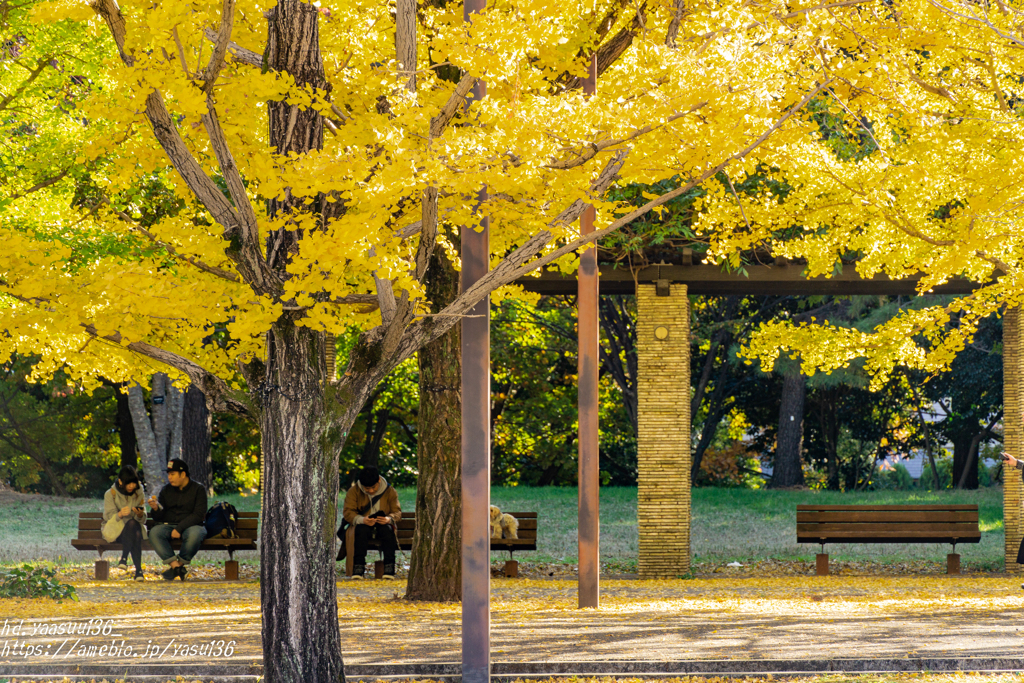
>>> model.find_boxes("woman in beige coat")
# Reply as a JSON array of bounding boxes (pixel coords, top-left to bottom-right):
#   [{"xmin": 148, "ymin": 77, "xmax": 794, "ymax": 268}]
[{"xmin": 102, "ymin": 466, "xmax": 148, "ymax": 580}]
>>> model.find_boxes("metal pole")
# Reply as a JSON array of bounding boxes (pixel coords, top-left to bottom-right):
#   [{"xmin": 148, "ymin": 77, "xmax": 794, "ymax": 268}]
[
  {"xmin": 578, "ymin": 54, "xmax": 600, "ymax": 610},
  {"xmin": 462, "ymin": 1, "xmax": 490, "ymax": 681}
]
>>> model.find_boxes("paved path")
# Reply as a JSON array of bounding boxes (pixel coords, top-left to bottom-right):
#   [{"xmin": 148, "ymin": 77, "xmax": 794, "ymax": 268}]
[{"xmin": 2, "ymin": 576, "xmax": 1023, "ymax": 668}]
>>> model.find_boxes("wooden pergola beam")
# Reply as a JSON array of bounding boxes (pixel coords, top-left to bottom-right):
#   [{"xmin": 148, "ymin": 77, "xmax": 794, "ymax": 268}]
[{"xmin": 517, "ymin": 265, "xmax": 982, "ymax": 296}]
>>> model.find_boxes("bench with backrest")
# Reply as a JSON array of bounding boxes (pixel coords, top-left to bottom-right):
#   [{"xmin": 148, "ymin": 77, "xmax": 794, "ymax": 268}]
[
  {"xmin": 72, "ymin": 511, "xmax": 258, "ymax": 580},
  {"xmin": 797, "ymin": 504, "xmax": 981, "ymax": 575},
  {"xmin": 343, "ymin": 511, "xmax": 538, "ymax": 578}
]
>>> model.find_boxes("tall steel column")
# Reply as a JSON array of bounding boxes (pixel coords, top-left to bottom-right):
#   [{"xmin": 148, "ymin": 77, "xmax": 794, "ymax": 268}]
[
  {"xmin": 577, "ymin": 54, "xmax": 600, "ymax": 610},
  {"xmin": 461, "ymin": 0, "xmax": 490, "ymax": 680}
]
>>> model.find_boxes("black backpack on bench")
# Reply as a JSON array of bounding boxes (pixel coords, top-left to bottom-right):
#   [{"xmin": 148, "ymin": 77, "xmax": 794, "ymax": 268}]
[{"xmin": 204, "ymin": 502, "xmax": 238, "ymax": 539}]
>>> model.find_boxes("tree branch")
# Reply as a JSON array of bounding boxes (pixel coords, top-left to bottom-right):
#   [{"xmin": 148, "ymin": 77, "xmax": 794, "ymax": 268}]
[
  {"xmin": 201, "ymin": 0, "xmax": 235, "ymax": 94},
  {"xmin": 202, "ymin": 27, "xmax": 262, "ymax": 67},
  {"xmin": 80, "ymin": 324, "xmax": 249, "ymax": 417}
]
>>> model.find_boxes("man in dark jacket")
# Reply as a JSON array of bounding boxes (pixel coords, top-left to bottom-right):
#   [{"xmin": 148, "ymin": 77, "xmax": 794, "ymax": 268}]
[{"xmin": 147, "ymin": 458, "xmax": 207, "ymax": 581}]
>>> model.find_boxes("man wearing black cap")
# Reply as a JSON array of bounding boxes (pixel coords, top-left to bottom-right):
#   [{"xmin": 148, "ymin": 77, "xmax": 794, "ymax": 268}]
[
  {"xmin": 342, "ymin": 466, "xmax": 401, "ymax": 579},
  {"xmin": 147, "ymin": 458, "xmax": 208, "ymax": 581}
]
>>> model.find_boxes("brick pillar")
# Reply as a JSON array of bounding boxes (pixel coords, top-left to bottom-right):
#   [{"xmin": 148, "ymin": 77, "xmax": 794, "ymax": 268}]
[
  {"xmin": 636, "ymin": 284, "xmax": 691, "ymax": 578},
  {"xmin": 1005, "ymin": 307, "xmax": 1023, "ymax": 573}
]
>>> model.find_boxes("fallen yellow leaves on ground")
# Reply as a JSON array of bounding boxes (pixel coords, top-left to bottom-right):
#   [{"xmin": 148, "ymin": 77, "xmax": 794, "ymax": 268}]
[
  {"xmin": 5, "ymin": 676, "xmax": 1024, "ymax": 683},
  {"xmin": 3, "ymin": 575, "xmax": 1020, "ymax": 624}
]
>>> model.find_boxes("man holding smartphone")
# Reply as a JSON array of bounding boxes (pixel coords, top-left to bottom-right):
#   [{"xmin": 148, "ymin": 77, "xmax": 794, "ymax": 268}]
[
  {"xmin": 148, "ymin": 458, "xmax": 208, "ymax": 581},
  {"xmin": 341, "ymin": 466, "xmax": 401, "ymax": 580}
]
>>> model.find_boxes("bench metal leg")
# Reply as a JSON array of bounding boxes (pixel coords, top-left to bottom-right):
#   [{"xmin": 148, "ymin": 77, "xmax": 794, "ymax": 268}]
[
  {"xmin": 504, "ymin": 560, "xmax": 519, "ymax": 578},
  {"xmin": 95, "ymin": 559, "xmax": 109, "ymax": 581},
  {"xmin": 816, "ymin": 553, "xmax": 829, "ymax": 576},
  {"xmin": 947, "ymin": 553, "xmax": 961, "ymax": 575},
  {"xmin": 225, "ymin": 560, "xmax": 239, "ymax": 581}
]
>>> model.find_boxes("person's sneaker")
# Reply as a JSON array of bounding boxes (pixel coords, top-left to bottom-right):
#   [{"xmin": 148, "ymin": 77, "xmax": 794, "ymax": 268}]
[
  {"xmin": 161, "ymin": 566, "xmax": 178, "ymax": 581},
  {"xmin": 116, "ymin": 559, "xmax": 129, "ymax": 573},
  {"xmin": 382, "ymin": 563, "xmax": 396, "ymax": 580},
  {"xmin": 177, "ymin": 566, "xmax": 188, "ymax": 581},
  {"xmin": 350, "ymin": 564, "xmax": 365, "ymax": 580},
  {"xmin": 134, "ymin": 572, "xmax": 145, "ymax": 582}
]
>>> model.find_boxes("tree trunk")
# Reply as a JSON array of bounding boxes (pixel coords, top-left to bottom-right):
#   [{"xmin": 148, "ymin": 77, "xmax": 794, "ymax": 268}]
[
  {"xmin": 952, "ymin": 433, "xmax": 979, "ymax": 490},
  {"xmin": 126, "ymin": 384, "xmax": 169, "ymax": 497},
  {"xmin": 182, "ymin": 385, "xmax": 213, "ymax": 492},
  {"xmin": 151, "ymin": 373, "xmax": 169, "ymax": 461},
  {"xmin": 815, "ymin": 387, "xmax": 841, "ymax": 490},
  {"xmin": 260, "ymin": 5, "xmax": 344, "ymax": 682},
  {"xmin": 260, "ymin": 322, "xmax": 343, "ymax": 682},
  {"xmin": 770, "ymin": 370, "xmax": 805, "ymax": 488},
  {"xmin": 115, "ymin": 386, "xmax": 137, "ymax": 470},
  {"xmin": 167, "ymin": 380, "xmax": 184, "ymax": 461},
  {"xmin": 406, "ymin": 244, "xmax": 462, "ymax": 602},
  {"xmin": 690, "ymin": 360, "xmax": 730, "ymax": 481}
]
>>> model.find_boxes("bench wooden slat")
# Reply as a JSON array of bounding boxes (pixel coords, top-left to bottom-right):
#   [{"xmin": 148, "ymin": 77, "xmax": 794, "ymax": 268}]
[
  {"xmin": 797, "ymin": 504, "xmax": 978, "ymax": 511},
  {"xmin": 798, "ymin": 511, "xmax": 978, "ymax": 523},
  {"xmin": 799, "ymin": 523, "xmax": 980, "ymax": 534}
]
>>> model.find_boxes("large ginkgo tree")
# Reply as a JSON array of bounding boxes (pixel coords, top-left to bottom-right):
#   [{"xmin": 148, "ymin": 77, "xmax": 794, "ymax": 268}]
[{"xmin": 2, "ymin": 0, "xmax": 999, "ymax": 679}]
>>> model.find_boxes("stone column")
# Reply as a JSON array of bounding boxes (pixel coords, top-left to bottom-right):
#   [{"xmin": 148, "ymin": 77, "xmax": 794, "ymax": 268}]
[
  {"xmin": 1005, "ymin": 307, "xmax": 1022, "ymax": 573},
  {"xmin": 636, "ymin": 283, "xmax": 691, "ymax": 578}
]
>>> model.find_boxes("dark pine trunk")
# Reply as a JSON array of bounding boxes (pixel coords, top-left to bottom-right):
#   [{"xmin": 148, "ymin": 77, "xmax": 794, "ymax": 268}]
[
  {"xmin": 952, "ymin": 434, "xmax": 979, "ymax": 490},
  {"xmin": 260, "ymin": 5, "xmax": 343, "ymax": 682},
  {"xmin": 815, "ymin": 387, "xmax": 840, "ymax": 490},
  {"xmin": 182, "ymin": 385, "xmax": 213, "ymax": 492},
  {"xmin": 115, "ymin": 386, "xmax": 137, "ymax": 470},
  {"xmin": 406, "ymin": 243, "xmax": 462, "ymax": 602},
  {"xmin": 770, "ymin": 371, "xmax": 805, "ymax": 488},
  {"xmin": 260, "ymin": 323, "xmax": 342, "ymax": 682}
]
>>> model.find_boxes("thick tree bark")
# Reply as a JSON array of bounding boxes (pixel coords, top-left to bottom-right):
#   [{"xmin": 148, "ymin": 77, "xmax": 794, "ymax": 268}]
[
  {"xmin": 260, "ymin": 322, "xmax": 343, "ymax": 682},
  {"xmin": 151, "ymin": 372, "xmax": 169, "ymax": 462},
  {"xmin": 115, "ymin": 386, "xmax": 137, "ymax": 470},
  {"xmin": 182, "ymin": 385, "xmax": 213, "ymax": 491},
  {"xmin": 126, "ymin": 384, "xmax": 169, "ymax": 497},
  {"xmin": 406, "ymin": 244, "xmax": 462, "ymax": 602},
  {"xmin": 770, "ymin": 370, "xmax": 805, "ymax": 488},
  {"xmin": 259, "ymin": 6, "xmax": 345, "ymax": 682}
]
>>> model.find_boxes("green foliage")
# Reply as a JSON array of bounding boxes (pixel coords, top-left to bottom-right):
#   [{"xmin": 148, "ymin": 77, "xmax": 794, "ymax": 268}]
[
  {"xmin": 874, "ymin": 463, "xmax": 915, "ymax": 491},
  {"xmin": 0, "ymin": 355, "xmax": 119, "ymax": 497},
  {"xmin": 0, "ymin": 563, "xmax": 78, "ymax": 601}
]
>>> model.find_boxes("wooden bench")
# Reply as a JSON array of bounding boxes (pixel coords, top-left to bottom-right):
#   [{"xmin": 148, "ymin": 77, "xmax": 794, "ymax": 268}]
[
  {"xmin": 72, "ymin": 511, "xmax": 258, "ymax": 580},
  {"xmin": 797, "ymin": 504, "xmax": 981, "ymax": 575},
  {"xmin": 343, "ymin": 511, "xmax": 538, "ymax": 578}
]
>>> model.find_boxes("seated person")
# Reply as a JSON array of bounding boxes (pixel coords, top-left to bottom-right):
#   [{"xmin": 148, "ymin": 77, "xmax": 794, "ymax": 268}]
[
  {"xmin": 147, "ymin": 458, "xmax": 207, "ymax": 581},
  {"xmin": 102, "ymin": 465, "xmax": 148, "ymax": 581},
  {"xmin": 342, "ymin": 466, "xmax": 401, "ymax": 580}
]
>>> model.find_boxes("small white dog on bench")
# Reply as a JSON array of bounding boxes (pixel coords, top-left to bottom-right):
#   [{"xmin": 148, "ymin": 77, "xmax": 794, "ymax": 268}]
[{"xmin": 489, "ymin": 505, "xmax": 519, "ymax": 539}]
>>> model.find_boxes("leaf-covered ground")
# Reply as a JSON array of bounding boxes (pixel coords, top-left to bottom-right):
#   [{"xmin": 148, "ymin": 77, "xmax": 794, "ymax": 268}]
[{"xmin": 1, "ymin": 576, "xmax": 1022, "ymax": 666}]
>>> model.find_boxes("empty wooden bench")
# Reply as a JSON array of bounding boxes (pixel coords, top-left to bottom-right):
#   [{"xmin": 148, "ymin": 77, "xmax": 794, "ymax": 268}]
[
  {"xmin": 343, "ymin": 511, "xmax": 538, "ymax": 578},
  {"xmin": 797, "ymin": 504, "xmax": 980, "ymax": 575},
  {"xmin": 72, "ymin": 511, "xmax": 258, "ymax": 580}
]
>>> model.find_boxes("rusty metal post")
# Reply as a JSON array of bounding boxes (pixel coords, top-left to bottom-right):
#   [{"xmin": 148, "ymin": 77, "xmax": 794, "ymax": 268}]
[
  {"xmin": 462, "ymin": 1, "xmax": 490, "ymax": 681},
  {"xmin": 577, "ymin": 54, "xmax": 600, "ymax": 610}
]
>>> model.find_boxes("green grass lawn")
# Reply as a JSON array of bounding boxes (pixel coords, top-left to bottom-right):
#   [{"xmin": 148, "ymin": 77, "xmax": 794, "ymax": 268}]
[{"xmin": 0, "ymin": 486, "xmax": 1007, "ymax": 570}]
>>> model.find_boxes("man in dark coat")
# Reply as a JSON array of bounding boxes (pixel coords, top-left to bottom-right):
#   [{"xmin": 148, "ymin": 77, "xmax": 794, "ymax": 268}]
[{"xmin": 147, "ymin": 458, "xmax": 208, "ymax": 581}]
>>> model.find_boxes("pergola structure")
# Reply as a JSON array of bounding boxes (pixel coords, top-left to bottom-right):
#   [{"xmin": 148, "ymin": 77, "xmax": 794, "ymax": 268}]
[
  {"xmin": 457, "ymin": 243, "xmax": 1018, "ymax": 680},
  {"xmin": 516, "ymin": 262, "xmax": 1014, "ymax": 577}
]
